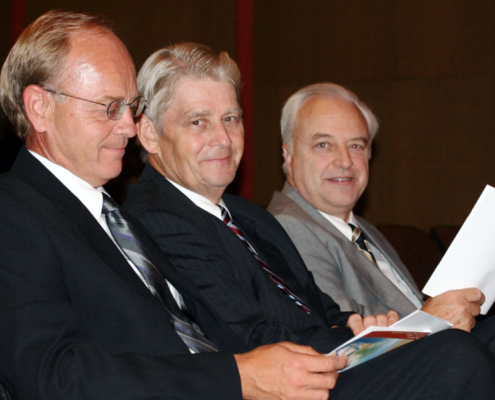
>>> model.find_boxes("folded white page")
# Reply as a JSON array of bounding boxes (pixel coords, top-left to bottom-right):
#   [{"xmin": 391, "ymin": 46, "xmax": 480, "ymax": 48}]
[{"xmin": 423, "ymin": 185, "xmax": 495, "ymax": 314}]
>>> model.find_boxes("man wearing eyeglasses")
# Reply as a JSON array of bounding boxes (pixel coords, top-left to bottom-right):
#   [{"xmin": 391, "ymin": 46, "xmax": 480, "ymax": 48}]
[{"xmin": 0, "ymin": 10, "xmax": 363, "ymax": 400}]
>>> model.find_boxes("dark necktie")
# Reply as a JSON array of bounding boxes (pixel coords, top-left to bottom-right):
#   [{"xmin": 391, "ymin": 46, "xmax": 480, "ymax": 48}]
[
  {"xmin": 102, "ymin": 193, "xmax": 218, "ymax": 353},
  {"xmin": 348, "ymin": 223, "xmax": 378, "ymax": 266},
  {"xmin": 218, "ymin": 205, "xmax": 312, "ymax": 314}
]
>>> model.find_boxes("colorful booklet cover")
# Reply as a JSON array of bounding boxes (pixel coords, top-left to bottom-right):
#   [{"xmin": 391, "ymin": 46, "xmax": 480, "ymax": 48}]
[{"xmin": 327, "ymin": 310, "xmax": 452, "ymax": 371}]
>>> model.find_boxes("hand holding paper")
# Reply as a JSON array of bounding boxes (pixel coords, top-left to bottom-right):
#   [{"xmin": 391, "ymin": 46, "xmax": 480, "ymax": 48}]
[
  {"xmin": 423, "ymin": 185, "xmax": 495, "ymax": 314},
  {"xmin": 421, "ymin": 288, "xmax": 484, "ymax": 332}
]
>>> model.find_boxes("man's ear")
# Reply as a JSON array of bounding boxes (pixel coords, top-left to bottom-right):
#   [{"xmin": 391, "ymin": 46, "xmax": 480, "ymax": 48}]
[
  {"xmin": 23, "ymin": 85, "xmax": 51, "ymax": 133},
  {"xmin": 282, "ymin": 144, "xmax": 293, "ymax": 178},
  {"xmin": 137, "ymin": 115, "xmax": 160, "ymax": 155}
]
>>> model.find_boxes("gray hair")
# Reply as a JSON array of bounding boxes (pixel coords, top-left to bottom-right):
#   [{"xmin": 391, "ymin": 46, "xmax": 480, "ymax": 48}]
[
  {"xmin": 281, "ymin": 83, "xmax": 379, "ymax": 157},
  {"xmin": 137, "ymin": 42, "xmax": 241, "ymax": 134},
  {"xmin": 0, "ymin": 10, "xmax": 113, "ymax": 139}
]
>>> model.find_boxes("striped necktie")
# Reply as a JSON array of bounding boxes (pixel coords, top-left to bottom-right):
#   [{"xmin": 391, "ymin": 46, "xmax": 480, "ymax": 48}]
[
  {"xmin": 349, "ymin": 223, "xmax": 378, "ymax": 266},
  {"xmin": 218, "ymin": 205, "xmax": 312, "ymax": 314},
  {"xmin": 102, "ymin": 193, "xmax": 217, "ymax": 353}
]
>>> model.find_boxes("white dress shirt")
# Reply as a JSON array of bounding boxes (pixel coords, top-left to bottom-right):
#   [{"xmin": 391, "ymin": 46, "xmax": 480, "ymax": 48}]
[
  {"xmin": 167, "ymin": 179, "xmax": 230, "ymax": 220},
  {"xmin": 317, "ymin": 209, "xmax": 423, "ymax": 308}
]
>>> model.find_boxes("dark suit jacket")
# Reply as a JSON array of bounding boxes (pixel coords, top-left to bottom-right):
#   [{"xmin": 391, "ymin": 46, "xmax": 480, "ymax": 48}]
[
  {"xmin": 123, "ymin": 164, "xmax": 353, "ymax": 354},
  {"xmin": 0, "ymin": 148, "xmax": 243, "ymax": 400}
]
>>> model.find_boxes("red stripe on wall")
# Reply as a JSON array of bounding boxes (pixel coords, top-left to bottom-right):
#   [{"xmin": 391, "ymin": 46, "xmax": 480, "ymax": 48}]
[
  {"xmin": 236, "ymin": 0, "xmax": 254, "ymax": 201},
  {"xmin": 10, "ymin": 0, "xmax": 26, "ymax": 45}
]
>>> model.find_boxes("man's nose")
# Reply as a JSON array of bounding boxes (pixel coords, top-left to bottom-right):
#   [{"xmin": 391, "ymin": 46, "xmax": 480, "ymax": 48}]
[
  {"xmin": 333, "ymin": 146, "xmax": 352, "ymax": 169},
  {"xmin": 114, "ymin": 106, "xmax": 137, "ymax": 138},
  {"xmin": 210, "ymin": 123, "xmax": 233, "ymax": 147}
]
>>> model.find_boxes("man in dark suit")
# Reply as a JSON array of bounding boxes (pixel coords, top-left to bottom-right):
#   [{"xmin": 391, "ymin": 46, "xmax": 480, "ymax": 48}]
[
  {"xmin": 122, "ymin": 42, "xmax": 495, "ymax": 399},
  {"xmin": 0, "ymin": 11, "xmax": 356, "ymax": 400}
]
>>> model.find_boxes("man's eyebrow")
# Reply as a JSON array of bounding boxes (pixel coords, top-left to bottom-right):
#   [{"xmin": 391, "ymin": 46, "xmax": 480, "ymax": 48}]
[
  {"xmin": 183, "ymin": 110, "xmax": 212, "ymax": 119},
  {"xmin": 350, "ymin": 136, "xmax": 370, "ymax": 144},
  {"xmin": 224, "ymin": 108, "xmax": 243, "ymax": 116},
  {"xmin": 311, "ymin": 133, "xmax": 334, "ymax": 140},
  {"xmin": 310, "ymin": 133, "xmax": 369, "ymax": 144},
  {"xmin": 98, "ymin": 93, "xmax": 141, "ymax": 103}
]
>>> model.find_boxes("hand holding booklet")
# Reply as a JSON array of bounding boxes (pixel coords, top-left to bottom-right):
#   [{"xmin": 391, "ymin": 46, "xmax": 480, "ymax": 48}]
[
  {"xmin": 328, "ymin": 310, "xmax": 452, "ymax": 371},
  {"xmin": 328, "ymin": 184, "xmax": 495, "ymax": 371}
]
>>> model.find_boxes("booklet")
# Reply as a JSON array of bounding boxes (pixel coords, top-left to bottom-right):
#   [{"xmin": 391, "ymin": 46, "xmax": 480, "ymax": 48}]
[
  {"xmin": 327, "ymin": 310, "xmax": 452, "ymax": 371},
  {"xmin": 423, "ymin": 185, "xmax": 495, "ymax": 314}
]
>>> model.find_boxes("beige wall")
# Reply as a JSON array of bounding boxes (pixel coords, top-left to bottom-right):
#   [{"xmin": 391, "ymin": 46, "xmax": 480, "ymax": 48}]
[{"xmin": 2, "ymin": 1, "xmax": 495, "ymax": 230}]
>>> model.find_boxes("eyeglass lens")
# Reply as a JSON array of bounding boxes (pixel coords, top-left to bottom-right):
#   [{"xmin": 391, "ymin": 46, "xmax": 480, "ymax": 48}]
[{"xmin": 107, "ymin": 97, "xmax": 146, "ymax": 120}]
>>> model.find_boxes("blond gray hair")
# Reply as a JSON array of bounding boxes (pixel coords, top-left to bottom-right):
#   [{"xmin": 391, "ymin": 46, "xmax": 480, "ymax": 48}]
[
  {"xmin": 137, "ymin": 42, "xmax": 241, "ymax": 133},
  {"xmin": 0, "ymin": 10, "xmax": 112, "ymax": 139}
]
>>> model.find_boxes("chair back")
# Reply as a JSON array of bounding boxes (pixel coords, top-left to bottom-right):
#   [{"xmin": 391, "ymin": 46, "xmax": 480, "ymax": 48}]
[{"xmin": 377, "ymin": 225, "xmax": 443, "ymax": 290}]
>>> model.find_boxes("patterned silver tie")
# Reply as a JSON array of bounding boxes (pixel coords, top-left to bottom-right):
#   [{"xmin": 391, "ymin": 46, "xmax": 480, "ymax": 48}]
[
  {"xmin": 349, "ymin": 223, "xmax": 378, "ymax": 266},
  {"xmin": 102, "ymin": 193, "xmax": 217, "ymax": 353}
]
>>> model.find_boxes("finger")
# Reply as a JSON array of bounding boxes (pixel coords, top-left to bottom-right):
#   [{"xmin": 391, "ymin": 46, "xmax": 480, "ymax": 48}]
[
  {"xmin": 346, "ymin": 313, "xmax": 363, "ymax": 327},
  {"xmin": 374, "ymin": 314, "xmax": 388, "ymax": 327},
  {"xmin": 346, "ymin": 313, "xmax": 365, "ymax": 335},
  {"xmin": 466, "ymin": 301, "xmax": 481, "ymax": 317},
  {"xmin": 387, "ymin": 310, "xmax": 400, "ymax": 326},
  {"xmin": 306, "ymin": 371, "xmax": 340, "ymax": 391},
  {"xmin": 305, "ymin": 354, "xmax": 348, "ymax": 374},
  {"xmin": 362, "ymin": 315, "xmax": 377, "ymax": 329},
  {"xmin": 458, "ymin": 288, "xmax": 485, "ymax": 304}
]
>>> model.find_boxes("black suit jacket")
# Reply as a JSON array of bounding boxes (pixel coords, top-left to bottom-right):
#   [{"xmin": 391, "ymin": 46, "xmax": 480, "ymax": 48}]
[
  {"xmin": 123, "ymin": 164, "xmax": 353, "ymax": 354},
  {"xmin": 0, "ymin": 148, "xmax": 243, "ymax": 400}
]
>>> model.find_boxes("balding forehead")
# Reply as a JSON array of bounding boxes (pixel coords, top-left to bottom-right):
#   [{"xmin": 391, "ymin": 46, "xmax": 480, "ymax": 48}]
[{"xmin": 295, "ymin": 96, "xmax": 368, "ymax": 132}]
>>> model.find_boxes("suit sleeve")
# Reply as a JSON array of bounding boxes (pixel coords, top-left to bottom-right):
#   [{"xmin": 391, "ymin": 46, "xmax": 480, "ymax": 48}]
[
  {"xmin": 274, "ymin": 213, "xmax": 374, "ymax": 316},
  {"xmin": 0, "ymin": 188, "xmax": 241, "ymax": 400},
  {"xmin": 131, "ymin": 207, "xmax": 353, "ymax": 354}
]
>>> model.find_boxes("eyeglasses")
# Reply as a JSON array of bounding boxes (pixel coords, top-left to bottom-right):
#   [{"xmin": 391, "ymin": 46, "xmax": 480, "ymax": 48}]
[{"xmin": 44, "ymin": 89, "xmax": 147, "ymax": 120}]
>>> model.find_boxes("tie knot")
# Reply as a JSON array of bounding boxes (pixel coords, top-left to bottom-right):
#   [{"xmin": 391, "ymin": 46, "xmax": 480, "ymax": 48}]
[
  {"xmin": 218, "ymin": 205, "xmax": 231, "ymax": 224},
  {"xmin": 348, "ymin": 223, "xmax": 362, "ymax": 243},
  {"xmin": 101, "ymin": 193, "xmax": 118, "ymax": 215}
]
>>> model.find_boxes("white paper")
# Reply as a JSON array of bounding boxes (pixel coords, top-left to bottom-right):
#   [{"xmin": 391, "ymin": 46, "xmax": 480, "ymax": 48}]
[
  {"xmin": 423, "ymin": 185, "xmax": 495, "ymax": 314},
  {"xmin": 391, "ymin": 310, "xmax": 452, "ymax": 332}
]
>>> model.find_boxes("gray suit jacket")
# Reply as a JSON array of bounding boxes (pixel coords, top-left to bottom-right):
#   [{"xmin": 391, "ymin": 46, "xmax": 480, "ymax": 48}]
[{"xmin": 267, "ymin": 182, "xmax": 423, "ymax": 317}]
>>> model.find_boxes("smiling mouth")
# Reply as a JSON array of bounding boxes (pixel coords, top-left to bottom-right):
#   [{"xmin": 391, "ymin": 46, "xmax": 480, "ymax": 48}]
[
  {"xmin": 329, "ymin": 177, "xmax": 352, "ymax": 182},
  {"xmin": 205, "ymin": 155, "xmax": 233, "ymax": 162}
]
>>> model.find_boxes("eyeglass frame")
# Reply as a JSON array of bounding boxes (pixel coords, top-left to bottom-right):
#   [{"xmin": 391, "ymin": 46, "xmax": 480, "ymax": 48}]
[{"xmin": 43, "ymin": 88, "xmax": 147, "ymax": 120}]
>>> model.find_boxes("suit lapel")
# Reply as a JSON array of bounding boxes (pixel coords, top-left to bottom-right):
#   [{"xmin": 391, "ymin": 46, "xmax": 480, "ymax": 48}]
[
  {"xmin": 141, "ymin": 165, "xmax": 232, "ymax": 260},
  {"xmin": 282, "ymin": 183, "xmax": 418, "ymax": 315},
  {"xmin": 225, "ymin": 197, "xmax": 327, "ymax": 319},
  {"xmin": 358, "ymin": 221, "xmax": 423, "ymax": 299},
  {"xmin": 11, "ymin": 148, "xmax": 163, "ymax": 308},
  {"xmin": 136, "ymin": 165, "xmax": 251, "ymax": 295}
]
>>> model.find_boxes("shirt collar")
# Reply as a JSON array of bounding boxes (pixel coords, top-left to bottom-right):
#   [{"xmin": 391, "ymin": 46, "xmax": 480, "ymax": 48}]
[
  {"xmin": 317, "ymin": 209, "xmax": 358, "ymax": 242},
  {"xmin": 166, "ymin": 178, "xmax": 228, "ymax": 220},
  {"xmin": 28, "ymin": 150, "xmax": 105, "ymax": 221}
]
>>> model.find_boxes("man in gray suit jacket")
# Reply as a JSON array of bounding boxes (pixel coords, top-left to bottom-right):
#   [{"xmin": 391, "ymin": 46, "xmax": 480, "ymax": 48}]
[
  {"xmin": 267, "ymin": 83, "xmax": 474, "ymax": 319},
  {"xmin": 269, "ymin": 181, "xmax": 421, "ymax": 317}
]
